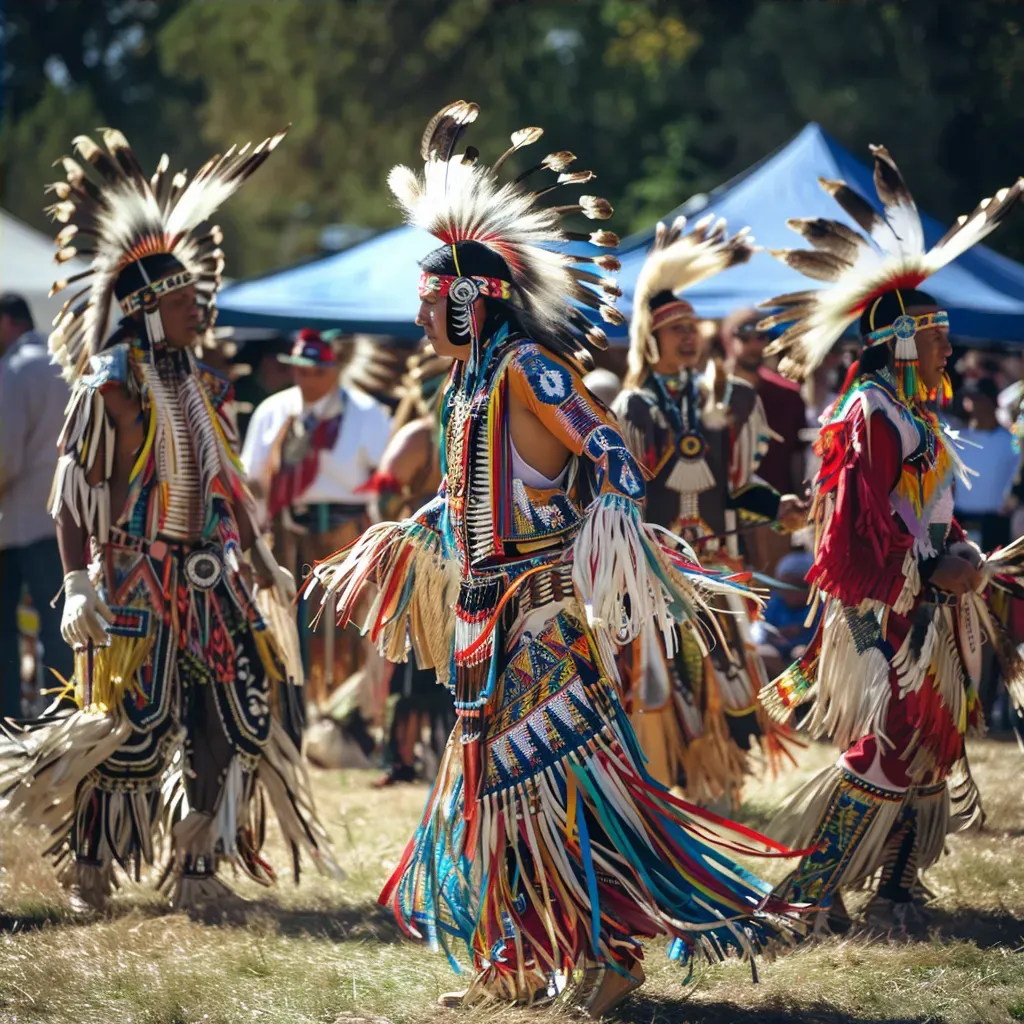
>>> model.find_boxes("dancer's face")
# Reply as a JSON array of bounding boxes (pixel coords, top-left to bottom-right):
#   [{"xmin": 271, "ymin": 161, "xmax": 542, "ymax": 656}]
[
  {"xmin": 654, "ymin": 317, "xmax": 701, "ymax": 373},
  {"xmin": 159, "ymin": 285, "xmax": 201, "ymax": 350},
  {"xmin": 415, "ymin": 293, "xmax": 487, "ymax": 361},
  {"xmin": 910, "ymin": 305, "xmax": 952, "ymax": 392}
]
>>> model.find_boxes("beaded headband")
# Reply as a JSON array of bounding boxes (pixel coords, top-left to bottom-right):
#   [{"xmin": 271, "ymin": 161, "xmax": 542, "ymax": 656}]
[
  {"xmin": 651, "ymin": 299, "xmax": 696, "ymax": 332},
  {"xmin": 418, "ymin": 271, "xmax": 512, "ymax": 302},
  {"xmin": 118, "ymin": 269, "xmax": 196, "ymax": 315},
  {"xmin": 865, "ymin": 309, "xmax": 949, "ymax": 346}
]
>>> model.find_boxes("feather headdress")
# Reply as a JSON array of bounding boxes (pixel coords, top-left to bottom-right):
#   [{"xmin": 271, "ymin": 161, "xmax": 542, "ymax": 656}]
[
  {"xmin": 761, "ymin": 145, "xmax": 1024, "ymax": 381},
  {"xmin": 627, "ymin": 214, "xmax": 756, "ymax": 382},
  {"xmin": 387, "ymin": 100, "xmax": 624, "ymax": 355},
  {"xmin": 46, "ymin": 126, "xmax": 287, "ymax": 381}
]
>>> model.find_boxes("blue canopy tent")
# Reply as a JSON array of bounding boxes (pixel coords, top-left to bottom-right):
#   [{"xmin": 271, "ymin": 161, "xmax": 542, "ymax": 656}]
[
  {"xmin": 217, "ymin": 123, "xmax": 1024, "ymax": 344},
  {"xmin": 217, "ymin": 226, "xmax": 438, "ymax": 337},
  {"xmin": 613, "ymin": 123, "xmax": 1024, "ymax": 344}
]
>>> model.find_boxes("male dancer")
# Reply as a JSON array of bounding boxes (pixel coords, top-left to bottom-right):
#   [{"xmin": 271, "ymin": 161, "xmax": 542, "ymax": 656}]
[
  {"xmin": 613, "ymin": 217, "xmax": 805, "ymax": 802},
  {"xmin": 310, "ymin": 101, "xmax": 805, "ymax": 1015},
  {"xmin": 759, "ymin": 146, "xmax": 1023, "ymax": 929},
  {"xmin": 0, "ymin": 128, "xmax": 337, "ymax": 911}
]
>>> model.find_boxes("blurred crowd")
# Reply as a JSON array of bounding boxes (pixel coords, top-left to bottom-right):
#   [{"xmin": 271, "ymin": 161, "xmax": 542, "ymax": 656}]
[{"xmin": 4, "ymin": 289, "xmax": 1024, "ymax": 757}]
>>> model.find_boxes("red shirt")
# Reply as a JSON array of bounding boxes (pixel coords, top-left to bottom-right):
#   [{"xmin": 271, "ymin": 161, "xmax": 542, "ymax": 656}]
[{"xmin": 755, "ymin": 366, "xmax": 807, "ymax": 493}]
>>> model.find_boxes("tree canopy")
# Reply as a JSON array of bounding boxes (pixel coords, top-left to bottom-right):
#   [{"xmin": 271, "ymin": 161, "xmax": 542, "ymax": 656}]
[{"xmin": 5, "ymin": 0, "xmax": 1024, "ymax": 279}]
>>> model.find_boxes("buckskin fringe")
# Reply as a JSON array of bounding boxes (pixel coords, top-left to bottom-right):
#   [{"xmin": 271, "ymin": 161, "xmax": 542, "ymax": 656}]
[
  {"xmin": 306, "ymin": 520, "xmax": 457, "ymax": 687},
  {"xmin": 571, "ymin": 494, "xmax": 755, "ymax": 657}
]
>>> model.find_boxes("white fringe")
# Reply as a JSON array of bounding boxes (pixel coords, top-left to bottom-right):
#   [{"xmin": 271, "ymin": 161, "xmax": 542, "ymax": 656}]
[
  {"xmin": 571, "ymin": 494, "xmax": 736, "ymax": 657},
  {"xmin": 665, "ymin": 453, "xmax": 716, "ymax": 495},
  {"xmin": 804, "ymin": 601, "xmax": 891, "ymax": 749},
  {"xmin": 49, "ymin": 385, "xmax": 115, "ymax": 542},
  {"xmin": 892, "ymin": 550, "xmax": 921, "ymax": 616}
]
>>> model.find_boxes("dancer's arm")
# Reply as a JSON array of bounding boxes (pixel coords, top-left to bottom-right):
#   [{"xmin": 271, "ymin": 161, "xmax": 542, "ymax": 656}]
[
  {"xmin": 809, "ymin": 406, "xmax": 926, "ymax": 607},
  {"xmin": 506, "ymin": 344, "xmax": 646, "ymax": 502},
  {"xmin": 51, "ymin": 377, "xmax": 118, "ymax": 646}
]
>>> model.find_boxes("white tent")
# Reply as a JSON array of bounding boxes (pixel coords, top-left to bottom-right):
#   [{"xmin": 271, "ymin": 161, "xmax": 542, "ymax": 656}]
[{"xmin": 1, "ymin": 208, "xmax": 92, "ymax": 334}]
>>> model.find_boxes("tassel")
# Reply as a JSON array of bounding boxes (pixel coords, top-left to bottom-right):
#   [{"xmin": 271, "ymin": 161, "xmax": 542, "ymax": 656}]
[
  {"xmin": 939, "ymin": 371, "xmax": 953, "ymax": 408},
  {"xmin": 145, "ymin": 308, "xmax": 166, "ymax": 346},
  {"xmin": 892, "ymin": 316, "xmax": 926, "ymax": 405}
]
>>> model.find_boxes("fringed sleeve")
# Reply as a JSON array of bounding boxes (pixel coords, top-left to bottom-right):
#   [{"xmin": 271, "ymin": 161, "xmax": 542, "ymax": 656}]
[
  {"xmin": 305, "ymin": 493, "xmax": 457, "ymax": 685},
  {"xmin": 507, "ymin": 347, "xmax": 757, "ymax": 654},
  {"xmin": 49, "ymin": 377, "xmax": 115, "ymax": 544},
  {"xmin": 808, "ymin": 404, "xmax": 916, "ymax": 610}
]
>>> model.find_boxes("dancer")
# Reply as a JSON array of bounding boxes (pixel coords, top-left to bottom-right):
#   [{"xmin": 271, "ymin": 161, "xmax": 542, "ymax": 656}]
[
  {"xmin": 613, "ymin": 218, "xmax": 805, "ymax": 802},
  {"xmin": 309, "ymin": 101, "xmax": 804, "ymax": 1015},
  {"xmin": 0, "ymin": 128, "xmax": 338, "ymax": 912},
  {"xmin": 758, "ymin": 145, "xmax": 1023, "ymax": 929},
  {"xmin": 361, "ymin": 344, "xmax": 455, "ymax": 786}
]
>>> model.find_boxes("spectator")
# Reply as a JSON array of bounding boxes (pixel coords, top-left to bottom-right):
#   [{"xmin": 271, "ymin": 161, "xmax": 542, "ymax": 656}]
[
  {"xmin": 954, "ymin": 376, "xmax": 1019, "ymax": 551},
  {"xmin": 751, "ymin": 550, "xmax": 818, "ymax": 681},
  {"xmin": 722, "ymin": 308, "xmax": 808, "ymax": 572},
  {"xmin": 242, "ymin": 329, "xmax": 392, "ymax": 709},
  {"xmin": 232, "ymin": 335, "xmax": 293, "ymax": 441},
  {"xmin": 0, "ymin": 293, "xmax": 72, "ymax": 716}
]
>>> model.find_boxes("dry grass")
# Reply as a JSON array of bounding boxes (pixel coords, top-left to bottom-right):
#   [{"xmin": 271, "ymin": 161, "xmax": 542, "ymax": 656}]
[{"xmin": 2, "ymin": 743, "xmax": 1024, "ymax": 1023}]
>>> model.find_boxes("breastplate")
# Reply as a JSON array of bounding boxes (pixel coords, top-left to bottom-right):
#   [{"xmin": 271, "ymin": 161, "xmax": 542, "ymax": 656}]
[{"xmin": 148, "ymin": 364, "xmax": 204, "ymax": 540}]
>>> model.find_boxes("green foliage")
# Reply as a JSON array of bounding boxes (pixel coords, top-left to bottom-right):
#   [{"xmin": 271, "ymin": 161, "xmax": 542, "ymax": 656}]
[{"xmin": 4, "ymin": 0, "xmax": 1024, "ymax": 277}]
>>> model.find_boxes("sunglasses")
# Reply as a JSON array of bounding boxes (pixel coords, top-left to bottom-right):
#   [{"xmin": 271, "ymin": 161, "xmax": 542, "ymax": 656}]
[{"xmin": 735, "ymin": 321, "xmax": 767, "ymax": 342}]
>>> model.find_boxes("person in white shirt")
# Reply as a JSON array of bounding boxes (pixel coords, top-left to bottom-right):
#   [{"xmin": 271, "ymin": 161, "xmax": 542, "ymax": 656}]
[
  {"xmin": 953, "ymin": 376, "xmax": 1019, "ymax": 552},
  {"xmin": 242, "ymin": 329, "xmax": 391, "ymax": 710},
  {"xmin": 0, "ymin": 293, "xmax": 72, "ymax": 716}
]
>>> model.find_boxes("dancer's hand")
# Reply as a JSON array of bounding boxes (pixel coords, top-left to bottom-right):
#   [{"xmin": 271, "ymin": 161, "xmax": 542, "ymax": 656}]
[
  {"xmin": 252, "ymin": 535, "xmax": 297, "ymax": 603},
  {"xmin": 61, "ymin": 570, "xmax": 113, "ymax": 648},
  {"xmin": 777, "ymin": 495, "xmax": 809, "ymax": 533},
  {"xmin": 270, "ymin": 564, "xmax": 297, "ymax": 603},
  {"xmin": 930, "ymin": 555, "xmax": 983, "ymax": 595}
]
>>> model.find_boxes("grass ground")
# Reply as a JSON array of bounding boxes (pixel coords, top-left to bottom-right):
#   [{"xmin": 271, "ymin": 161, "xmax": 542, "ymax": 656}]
[{"xmin": 2, "ymin": 740, "xmax": 1024, "ymax": 1024}]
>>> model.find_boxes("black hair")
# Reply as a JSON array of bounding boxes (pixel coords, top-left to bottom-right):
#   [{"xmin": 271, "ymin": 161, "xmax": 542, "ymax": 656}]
[
  {"xmin": 420, "ymin": 240, "xmax": 592, "ymax": 372},
  {"xmin": 420, "ymin": 240, "xmax": 513, "ymax": 282},
  {"xmin": 0, "ymin": 293, "xmax": 33, "ymax": 328},
  {"xmin": 857, "ymin": 288, "xmax": 938, "ymax": 339},
  {"xmin": 649, "ymin": 290, "xmax": 679, "ymax": 311},
  {"xmin": 113, "ymin": 253, "xmax": 188, "ymax": 302}
]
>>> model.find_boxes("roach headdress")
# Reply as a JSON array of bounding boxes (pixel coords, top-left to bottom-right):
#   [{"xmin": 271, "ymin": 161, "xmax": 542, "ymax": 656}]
[
  {"xmin": 760, "ymin": 145, "xmax": 1023, "ymax": 402},
  {"xmin": 46, "ymin": 126, "xmax": 287, "ymax": 381},
  {"xmin": 628, "ymin": 214, "xmax": 756, "ymax": 383},
  {"xmin": 388, "ymin": 100, "xmax": 624, "ymax": 362}
]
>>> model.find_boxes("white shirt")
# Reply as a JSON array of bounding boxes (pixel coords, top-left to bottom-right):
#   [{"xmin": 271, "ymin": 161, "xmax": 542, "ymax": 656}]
[
  {"xmin": 0, "ymin": 330, "xmax": 69, "ymax": 548},
  {"xmin": 953, "ymin": 425, "xmax": 1019, "ymax": 516},
  {"xmin": 242, "ymin": 384, "xmax": 391, "ymax": 509}
]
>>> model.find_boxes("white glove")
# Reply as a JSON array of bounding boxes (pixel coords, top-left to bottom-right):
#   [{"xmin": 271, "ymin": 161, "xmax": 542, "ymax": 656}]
[
  {"xmin": 253, "ymin": 536, "xmax": 297, "ymax": 603},
  {"xmin": 271, "ymin": 564, "xmax": 297, "ymax": 604},
  {"xmin": 61, "ymin": 570, "xmax": 113, "ymax": 649}
]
